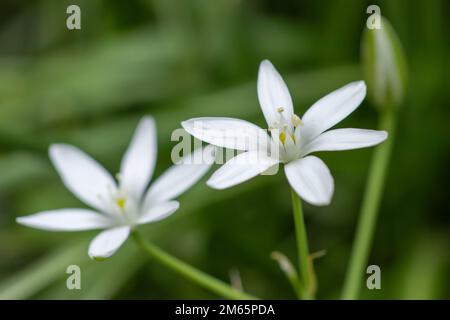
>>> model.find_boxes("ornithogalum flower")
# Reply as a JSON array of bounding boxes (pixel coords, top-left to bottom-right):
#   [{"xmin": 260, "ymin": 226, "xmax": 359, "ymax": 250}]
[
  {"xmin": 182, "ymin": 60, "xmax": 388, "ymax": 206},
  {"xmin": 17, "ymin": 117, "xmax": 214, "ymax": 260}
]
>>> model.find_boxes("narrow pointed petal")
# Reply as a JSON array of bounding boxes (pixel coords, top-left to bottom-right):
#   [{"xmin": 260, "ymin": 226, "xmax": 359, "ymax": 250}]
[
  {"xmin": 120, "ymin": 117, "xmax": 157, "ymax": 201},
  {"xmin": 16, "ymin": 209, "xmax": 113, "ymax": 231},
  {"xmin": 257, "ymin": 60, "xmax": 294, "ymax": 127},
  {"xmin": 182, "ymin": 117, "xmax": 269, "ymax": 151},
  {"xmin": 143, "ymin": 145, "xmax": 214, "ymax": 206},
  {"xmin": 285, "ymin": 156, "xmax": 334, "ymax": 206},
  {"xmin": 302, "ymin": 129, "xmax": 388, "ymax": 155},
  {"xmin": 207, "ymin": 150, "xmax": 280, "ymax": 190},
  {"xmin": 138, "ymin": 201, "xmax": 180, "ymax": 225},
  {"xmin": 49, "ymin": 144, "xmax": 116, "ymax": 212},
  {"xmin": 88, "ymin": 226, "xmax": 130, "ymax": 260},
  {"xmin": 301, "ymin": 81, "xmax": 366, "ymax": 140}
]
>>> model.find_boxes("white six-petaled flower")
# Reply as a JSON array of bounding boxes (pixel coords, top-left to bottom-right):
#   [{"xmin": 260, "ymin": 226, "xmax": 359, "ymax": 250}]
[
  {"xmin": 17, "ymin": 117, "xmax": 214, "ymax": 260},
  {"xmin": 182, "ymin": 60, "xmax": 388, "ymax": 206}
]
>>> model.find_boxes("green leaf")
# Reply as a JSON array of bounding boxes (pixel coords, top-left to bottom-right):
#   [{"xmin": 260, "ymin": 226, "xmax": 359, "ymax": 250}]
[{"xmin": 0, "ymin": 239, "xmax": 89, "ymax": 299}]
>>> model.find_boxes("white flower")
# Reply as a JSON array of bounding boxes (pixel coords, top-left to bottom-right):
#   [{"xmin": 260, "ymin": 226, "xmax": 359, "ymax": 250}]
[
  {"xmin": 182, "ymin": 60, "xmax": 387, "ymax": 206},
  {"xmin": 17, "ymin": 117, "xmax": 214, "ymax": 260}
]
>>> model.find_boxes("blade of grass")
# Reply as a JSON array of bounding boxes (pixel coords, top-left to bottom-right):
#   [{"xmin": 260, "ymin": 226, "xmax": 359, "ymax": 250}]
[{"xmin": 0, "ymin": 239, "xmax": 89, "ymax": 299}]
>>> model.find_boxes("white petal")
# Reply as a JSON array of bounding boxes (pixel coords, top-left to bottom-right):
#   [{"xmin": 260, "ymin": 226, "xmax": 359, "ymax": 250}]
[
  {"xmin": 302, "ymin": 129, "xmax": 388, "ymax": 155},
  {"xmin": 182, "ymin": 117, "xmax": 269, "ymax": 151},
  {"xmin": 49, "ymin": 144, "xmax": 116, "ymax": 212},
  {"xmin": 207, "ymin": 150, "xmax": 280, "ymax": 189},
  {"xmin": 16, "ymin": 209, "xmax": 112, "ymax": 231},
  {"xmin": 143, "ymin": 145, "xmax": 214, "ymax": 206},
  {"xmin": 301, "ymin": 81, "xmax": 366, "ymax": 140},
  {"xmin": 88, "ymin": 226, "xmax": 130, "ymax": 260},
  {"xmin": 120, "ymin": 117, "xmax": 157, "ymax": 200},
  {"xmin": 285, "ymin": 156, "xmax": 334, "ymax": 206},
  {"xmin": 257, "ymin": 60, "xmax": 294, "ymax": 127},
  {"xmin": 138, "ymin": 201, "xmax": 180, "ymax": 225}
]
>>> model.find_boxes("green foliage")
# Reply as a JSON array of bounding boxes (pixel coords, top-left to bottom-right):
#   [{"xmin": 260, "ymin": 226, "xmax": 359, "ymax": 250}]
[{"xmin": 0, "ymin": 0, "xmax": 448, "ymax": 299}]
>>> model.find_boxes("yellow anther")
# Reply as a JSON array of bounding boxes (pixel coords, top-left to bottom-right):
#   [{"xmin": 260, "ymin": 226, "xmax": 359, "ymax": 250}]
[
  {"xmin": 116, "ymin": 197, "xmax": 126, "ymax": 209},
  {"xmin": 291, "ymin": 114, "xmax": 302, "ymax": 127},
  {"xmin": 279, "ymin": 131, "xmax": 286, "ymax": 145},
  {"xmin": 277, "ymin": 107, "xmax": 285, "ymax": 113},
  {"xmin": 290, "ymin": 133, "xmax": 296, "ymax": 143}
]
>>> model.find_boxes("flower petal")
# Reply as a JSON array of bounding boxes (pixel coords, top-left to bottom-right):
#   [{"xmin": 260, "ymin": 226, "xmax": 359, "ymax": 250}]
[
  {"xmin": 257, "ymin": 60, "xmax": 294, "ymax": 127},
  {"xmin": 138, "ymin": 201, "xmax": 180, "ymax": 225},
  {"xmin": 301, "ymin": 81, "xmax": 366, "ymax": 140},
  {"xmin": 207, "ymin": 150, "xmax": 280, "ymax": 189},
  {"xmin": 120, "ymin": 117, "xmax": 157, "ymax": 201},
  {"xmin": 182, "ymin": 117, "xmax": 269, "ymax": 151},
  {"xmin": 302, "ymin": 129, "xmax": 388, "ymax": 155},
  {"xmin": 88, "ymin": 226, "xmax": 130, "ymax": 260},
  {"xmin": 143, "ymin": 145, "xmax": 214, "ymax": 207},
  {"xmin": 285, "ymin": 156, "xmax": 334, "ymax": 206},
  {"xmin": 16, "ymin": 209, "xmax": 113, "ymax": 231},
  {"xmin": 49, "ymin": 144, "xmax": 116, "ymax": 212}
]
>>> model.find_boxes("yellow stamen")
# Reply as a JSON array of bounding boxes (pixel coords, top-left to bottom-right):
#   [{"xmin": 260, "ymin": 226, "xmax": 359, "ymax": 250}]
[
  {"xmin": 277, "ymin": 107, "xmax": 285, "ymax": 113},
  {"xmin": 116, "ymin": 197, "xmax": 126, "ymax": 209},
  {"xmin": 279, "ymin": 131, "xmax": 286, "ymax": 145}
]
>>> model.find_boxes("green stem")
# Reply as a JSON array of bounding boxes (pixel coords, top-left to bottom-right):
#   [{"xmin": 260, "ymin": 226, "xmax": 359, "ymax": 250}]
[
  {"xmin": 131, "ymin": 231, "xmax": 258, "ymax": 300},
  {"xmin": 291, "ymin": 189, "xmax": 313, "ymax": 299},
  {"xmin": 341, "ymin": 109, "xmax": 397, "ymax": 299}
]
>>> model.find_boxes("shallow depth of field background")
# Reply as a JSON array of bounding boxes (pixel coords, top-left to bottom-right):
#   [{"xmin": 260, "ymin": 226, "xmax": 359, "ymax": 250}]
[{"xmin": 0, "ymin": 0, "xmax": 448, "ymax": 299}]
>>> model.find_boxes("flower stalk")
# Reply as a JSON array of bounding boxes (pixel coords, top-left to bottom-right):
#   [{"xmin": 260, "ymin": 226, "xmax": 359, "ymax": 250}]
[
  {"xmin": 341, "ymin": 108, "xmax": 396, "ymax": 299},
  {"xmin": 131, "ymin": 231, "xmax": 258, "ymax": 300},
  {"xmin": 291, "ymin": 189, "xmax": 314, "ymax": 299},
  {"xmin": 342, "ymin": 16, "xmax": 406, "ymax": 300}
]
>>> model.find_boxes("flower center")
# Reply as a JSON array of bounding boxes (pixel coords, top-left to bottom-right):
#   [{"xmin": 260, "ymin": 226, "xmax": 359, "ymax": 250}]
[
  {"xmin": 116, "ymin": 197, "xmax": 126, "ymax": 209},
  {"xmin": 269, "ymin": 107, "xmax": 302, "ymax": 146},
  {"xmin": 266, "ymin": 108, "xmax": 304, "ymax": 163},
  {"xmin": 112, "ymin": 192, "xmax": 139, "ymax": 226}
]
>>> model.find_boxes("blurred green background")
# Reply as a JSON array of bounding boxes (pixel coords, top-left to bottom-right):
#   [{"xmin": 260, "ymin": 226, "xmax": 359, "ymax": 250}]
[{"xmin": 0, "ymin": 0, "xmax": 448, "ymax": 299}]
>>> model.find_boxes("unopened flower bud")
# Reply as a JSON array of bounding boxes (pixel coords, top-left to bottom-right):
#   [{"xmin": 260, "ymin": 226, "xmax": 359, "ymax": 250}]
[{"xmin": 362, "ymin": 16, "xmax": 407, "ymax": 110}]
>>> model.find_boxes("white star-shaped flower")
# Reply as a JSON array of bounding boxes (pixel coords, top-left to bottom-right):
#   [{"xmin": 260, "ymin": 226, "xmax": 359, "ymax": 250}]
[
  {"xmin": 17, "ymin": 117, "xmax": 214, "ymax": 260},
  {"xmin": 182, "ymin": 60, "xmax": 387, "ymax": 206}
]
